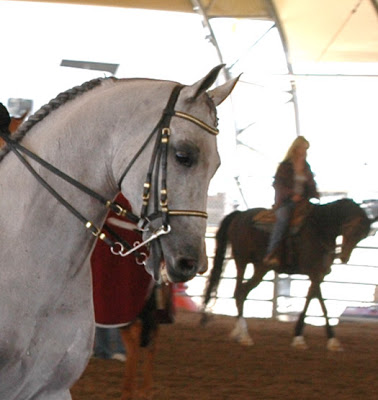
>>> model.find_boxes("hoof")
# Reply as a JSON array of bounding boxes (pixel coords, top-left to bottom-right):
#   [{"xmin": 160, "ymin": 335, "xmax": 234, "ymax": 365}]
[
  {"xmin": 230, "ymin": 317, "xmax": 254, "ymax": 346},
  {"xmin": 327, "ymin": 338, "xmax": 344, "ymax": 352},
  {"xmin": 230, "ymin": 329, "xmax": 254, "ymax": 346},
  {"xmin": 239, "ymin": 336, "xmax": 254, "ymax": 346},
  {"xmin": 229, "ymin": 327, "xmax": 240, "ymax": 340},
  {"xmin": 291, "ymin": 336, "xmax": 308, "ymax": 350}
]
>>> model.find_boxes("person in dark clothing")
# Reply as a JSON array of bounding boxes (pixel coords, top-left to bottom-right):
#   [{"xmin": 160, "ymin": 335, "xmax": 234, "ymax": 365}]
[{"xmin": 264, "ymin": 136, "xmax": 319, "ymax": 266}]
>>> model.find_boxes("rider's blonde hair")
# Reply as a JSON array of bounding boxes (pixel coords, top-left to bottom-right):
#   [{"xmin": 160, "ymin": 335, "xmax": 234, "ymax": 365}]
[{"xmin": 283, "ymin": 135, "xmax": 310, "ymax": 162}]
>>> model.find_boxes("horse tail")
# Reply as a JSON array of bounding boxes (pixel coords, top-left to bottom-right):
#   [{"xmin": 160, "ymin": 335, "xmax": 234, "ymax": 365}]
[{"xmin": 202, "ymin": 211, "xmax": 240, "ymax": 312}]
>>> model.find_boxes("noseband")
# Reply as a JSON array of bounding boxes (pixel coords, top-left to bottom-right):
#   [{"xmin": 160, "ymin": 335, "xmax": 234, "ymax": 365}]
[{"xmin": 0, "ymin": 84, "xmax": 218, "ymax": 263}]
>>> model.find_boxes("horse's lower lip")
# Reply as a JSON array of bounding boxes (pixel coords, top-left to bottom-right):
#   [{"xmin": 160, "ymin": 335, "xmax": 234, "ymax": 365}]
[{"xmin": 166, "ymin": 265, "xmax": 196, "ymax": 283}]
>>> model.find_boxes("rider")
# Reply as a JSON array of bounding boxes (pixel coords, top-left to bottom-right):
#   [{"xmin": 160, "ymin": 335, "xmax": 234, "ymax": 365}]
[{"xmin": 264, "ymin": 135, "xmax": 319, "ymax": 267}]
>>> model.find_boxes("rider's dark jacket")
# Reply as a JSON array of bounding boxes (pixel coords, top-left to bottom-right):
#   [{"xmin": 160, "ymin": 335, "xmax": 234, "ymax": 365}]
[{"xmin": 273, "ymin": 160, "xmax": 319, "ymax": 208}]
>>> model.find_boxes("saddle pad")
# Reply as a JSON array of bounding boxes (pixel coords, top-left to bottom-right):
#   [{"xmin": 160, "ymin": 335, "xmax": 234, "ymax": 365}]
[
  {"xmin": 253, "ymin": 209, "xmax": 275, "ymax": 224},
  {"xmin": 91, "ymin": 195, "xmax": 153, "ymax": 327},
  {"xmin": 253, "ymin": 200, "xmax": 314, "ymax": 229}
]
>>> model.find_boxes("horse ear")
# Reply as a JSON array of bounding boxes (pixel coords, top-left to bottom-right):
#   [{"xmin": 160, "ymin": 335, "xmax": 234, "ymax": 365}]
[
  {"xmin": 208, "ymin": 74, "xmax": 240, "ymax": 106},
  {"xmin": 185, "ymin": 64, "xmax": 225, "ymax": 101},
  {"xmin": 185, "ymin": 65, "xmax": 239, "ymax": 106}
]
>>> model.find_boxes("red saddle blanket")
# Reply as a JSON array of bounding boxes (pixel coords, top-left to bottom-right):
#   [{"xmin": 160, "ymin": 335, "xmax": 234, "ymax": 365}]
[{"xmin": 91, "ymin": 194, "xmax": 153, "ymax": 327}]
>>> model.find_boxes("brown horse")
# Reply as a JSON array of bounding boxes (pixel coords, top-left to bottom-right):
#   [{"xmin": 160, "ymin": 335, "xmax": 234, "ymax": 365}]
[
  {"xmin": 119, "ymin": 280, "xmax": 173, "ymax": 400},
  {"xmin": 201, "ymin": 199, "xmax": 375, "ymax": 351},
  {"xmin": 9, "ymin": 110, "xmax": 29, "ymax": 133},
  {"xmin": 0, "ymin": 109, "xmax": 29, "ymax": 147}
]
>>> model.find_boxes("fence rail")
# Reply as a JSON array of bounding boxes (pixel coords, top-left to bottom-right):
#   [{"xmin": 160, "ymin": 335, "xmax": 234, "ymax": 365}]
[{"xmin": 185, "ymin": 232, "xmax": 378, "ymax": 325}]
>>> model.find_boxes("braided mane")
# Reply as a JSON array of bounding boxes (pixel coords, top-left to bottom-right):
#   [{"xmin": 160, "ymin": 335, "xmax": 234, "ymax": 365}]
[{"xmin": 0, "ymin": 77, "xmax": 111, "ymax": 162}]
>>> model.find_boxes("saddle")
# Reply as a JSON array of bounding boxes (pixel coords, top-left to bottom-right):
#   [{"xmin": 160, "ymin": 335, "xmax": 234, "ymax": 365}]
[
  {"xmin": 254, "ymin": 201, "xmax": 314, "ymax": 274},
  {"xmin": 252, "ymin": 200, "xmax": 313, "ymax": 234}
]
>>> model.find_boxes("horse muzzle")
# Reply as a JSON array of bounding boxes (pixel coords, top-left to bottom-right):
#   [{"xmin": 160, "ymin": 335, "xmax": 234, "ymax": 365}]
[
  {"xmin": 166, "ymin": 257, "xmax": 205, "ymax": 282},
  {"xmin": 338, "ymin": 250, "xmax": 351, "ymax": 264}
]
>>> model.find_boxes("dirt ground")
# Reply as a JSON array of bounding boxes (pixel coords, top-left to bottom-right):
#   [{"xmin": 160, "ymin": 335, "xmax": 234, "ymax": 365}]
[{"xmin": 71, "ymin": 310, "xmax": 378, "ymax": 400}]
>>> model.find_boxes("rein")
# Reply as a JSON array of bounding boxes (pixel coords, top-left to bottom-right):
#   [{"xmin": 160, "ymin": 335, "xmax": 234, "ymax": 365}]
[
  {"xmin": 0, "ymin": 127, "xmax": 139, "ymax": 255},
  {"xmin": 0, "ymin": 84, "xmax": 219, "ymax": 263}
]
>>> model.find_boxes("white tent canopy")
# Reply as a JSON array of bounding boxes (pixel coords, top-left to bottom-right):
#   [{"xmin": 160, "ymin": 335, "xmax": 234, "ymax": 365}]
[{"xmin": 19, "ymin": 0, "xmax": 378, "ymax": 64}]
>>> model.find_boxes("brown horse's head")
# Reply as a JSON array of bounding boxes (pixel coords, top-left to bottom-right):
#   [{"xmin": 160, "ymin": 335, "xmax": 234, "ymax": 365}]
[
  {"xmin": 0, "ymin": 110, "xmax": 29, "ymax": 148},
  {"xmin": 339, "ymin": 215, "xmax": 371, "ymax": 263},
  {"xmin": 9, "ymin": 111, "xmax": 29, "ymax": 133}
]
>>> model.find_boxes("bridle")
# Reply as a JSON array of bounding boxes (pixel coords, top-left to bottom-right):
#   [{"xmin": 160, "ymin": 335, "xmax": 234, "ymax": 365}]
[{"xmin": 0, "ymin": 84, "xmax": 219, "ymax": 263}]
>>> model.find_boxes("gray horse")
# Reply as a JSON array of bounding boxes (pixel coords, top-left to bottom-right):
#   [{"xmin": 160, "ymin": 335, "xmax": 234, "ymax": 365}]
[{"xmin": 0, "ymin": 65, "xmax": 238, "ymax": 400}]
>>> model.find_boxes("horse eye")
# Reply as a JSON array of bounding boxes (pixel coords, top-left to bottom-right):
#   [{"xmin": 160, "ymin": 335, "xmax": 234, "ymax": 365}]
[{"xmin": 175, "ymin": 151, "xmax": 193, "ymax": 167}]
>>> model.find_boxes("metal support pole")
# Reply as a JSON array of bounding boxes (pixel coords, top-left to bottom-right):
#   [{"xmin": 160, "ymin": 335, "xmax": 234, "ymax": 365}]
[
  {"xmin": 265, "ymin": 0, "xmax": 301, "ymax": 136},
  {"xmin": 189, "ymin": 0, "xmax": 232, "ymax": 81}
]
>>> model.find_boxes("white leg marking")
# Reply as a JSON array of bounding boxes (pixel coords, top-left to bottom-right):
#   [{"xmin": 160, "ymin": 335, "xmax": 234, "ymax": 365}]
[
  {"xmin": 327, "ymin": 338, "xmax": 344, "ymax": 352},
  {"xmin": 230, "ymin": 317, "xmax": 254, "ymax": 346},
  {"xmin": 291, "ymin": 335, "xmax": 309, "ymax": 350}
]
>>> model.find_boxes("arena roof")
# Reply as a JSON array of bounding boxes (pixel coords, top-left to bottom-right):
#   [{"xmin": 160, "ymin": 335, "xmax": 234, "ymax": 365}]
[{"xmin": 20, "ymin": 0, "xmax": 378, "ymax": 64}]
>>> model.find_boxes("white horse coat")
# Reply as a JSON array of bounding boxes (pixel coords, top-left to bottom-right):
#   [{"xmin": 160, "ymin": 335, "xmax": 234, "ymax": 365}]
[{"xmin": 0, "ymin": 66, "xmax": 238, "ymax": 399}]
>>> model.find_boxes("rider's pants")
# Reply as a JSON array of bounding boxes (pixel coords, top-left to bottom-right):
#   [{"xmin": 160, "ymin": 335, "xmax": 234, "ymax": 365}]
[{"xmin": 266, "ymin": 199, "xmax": 295, "ymax": 255}]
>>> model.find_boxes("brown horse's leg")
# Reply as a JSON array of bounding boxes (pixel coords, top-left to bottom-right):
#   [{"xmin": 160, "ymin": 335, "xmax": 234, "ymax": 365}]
[
  {"xmin": 234, "ymin": 259, "xmax": 248, "ymax": 318},
  {"xmin": 120, "ymin": 321, "xmax": 142, "ymax": 400},
  {"xmin": 235, "ymin": 263, "xmax": 267, "ymax": 317},
  {"xmin": 292, "ymin": 281, "xmax": 317, "ymax": 348},
  {"xmin": 294, "ymin": 281, "xmax": 318, "ymax": 337},
  {"xmin": 314, "ymin": 285, "xmax": 343, "ymax": 351},
  {"xmin": 232, "ymin": 261, "xmax": 267, "ymax": 345},
  {"xmin": 314, "ymin": 284, "xmax": 334, "ymax": 339},
  {"xmin": 138, "ymin": 325, "xmax": 159, "ymax": 399}
]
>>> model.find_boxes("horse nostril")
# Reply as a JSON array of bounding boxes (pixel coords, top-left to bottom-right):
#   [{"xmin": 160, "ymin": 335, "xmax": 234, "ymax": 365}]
[{"xmin": 167, "ymin": 258, "xmax": 199, "ymax": 282}]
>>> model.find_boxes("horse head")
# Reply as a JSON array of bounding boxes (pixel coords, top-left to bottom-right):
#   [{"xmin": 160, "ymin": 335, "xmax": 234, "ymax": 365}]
[
  {"xmin": 119, "ymin": 65, "xmax": 239, "ymax": 282},
  {"xmin": 339, "ymin": 200, "xmax": 372, "ymax": 263}
]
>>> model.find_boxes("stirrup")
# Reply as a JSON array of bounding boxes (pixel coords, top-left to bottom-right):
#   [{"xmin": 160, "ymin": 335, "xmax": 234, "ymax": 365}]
[{"xmin": 263, "ymin": 254, "xmax": 280, "ymax": 267}]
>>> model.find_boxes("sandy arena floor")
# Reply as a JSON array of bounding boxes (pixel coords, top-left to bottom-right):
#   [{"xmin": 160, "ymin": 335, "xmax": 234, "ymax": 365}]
[{"xmin": 71, "ymin": 310, "xmax": 377, "ymax": 400}]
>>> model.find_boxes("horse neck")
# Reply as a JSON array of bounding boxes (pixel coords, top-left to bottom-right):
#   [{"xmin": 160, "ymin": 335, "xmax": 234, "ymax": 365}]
[
  {"xmin": 0, "ymin": 78, "xmax": 173, "ymax": 240},
  {"xmin": 310, "ymin": 204, "xmax": 342, "ymax": 242},
  {"xmin": 14, "ymin": 79, "xmax": 162, "ymax": 197},
  {"xmin": 313, "ymin": 200, "xmax": 359, "ymax": 239},
  {"xmin": 0, "ymin": 87, "xmax": 126, "ymax": 264},
  {"xmin": 28, "ymin": 117, "xmax": 115, "ymax": 196}
]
